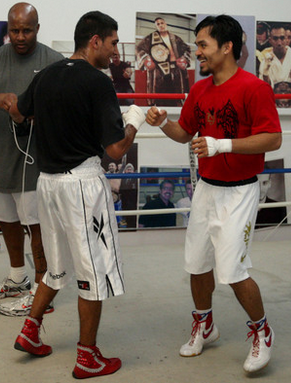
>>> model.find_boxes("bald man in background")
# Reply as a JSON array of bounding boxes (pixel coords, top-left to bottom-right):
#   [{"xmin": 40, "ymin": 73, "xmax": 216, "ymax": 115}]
[{"xmin": 0, "ymin": 2, "xmax": 63, "ymax": 316}]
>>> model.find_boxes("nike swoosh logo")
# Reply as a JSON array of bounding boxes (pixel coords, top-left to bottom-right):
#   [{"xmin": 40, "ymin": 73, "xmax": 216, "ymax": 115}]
[
  {"xmin": 265, "ymin": 331, "xmax": 272, "ymax": 347},
  {"xmin": 203, "ymin": 323, "xmax": 214, "ymax": 339}
]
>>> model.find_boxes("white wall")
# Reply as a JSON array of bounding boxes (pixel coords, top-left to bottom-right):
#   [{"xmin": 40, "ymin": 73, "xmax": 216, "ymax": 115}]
[
  {"xmin": 1, "ymin": 0, "xmax": 291, "ymax": 188},
  {"xmin": 1, "ymin": 0, "xmax": 291, "ymax": 47}
]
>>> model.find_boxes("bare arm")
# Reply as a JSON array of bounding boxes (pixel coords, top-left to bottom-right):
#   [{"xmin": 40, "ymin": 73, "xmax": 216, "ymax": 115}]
[
  {"xmin": 146, "ymin": 106, "xmax": 192, "ymax": 143},
  {"xmin": 105, "ymin": 124, "xmax": 137, "ymax": 161},
  {"xmin": 231, "ymin": 132, "xmax": 281, "ymax": 153},
  {"xmin": 192, "ymin": 132, "xmax": 282, "ymax": 158},
  {"xmin": 106, "ymin": 105, "xmax": 145, "ymax": 160}
]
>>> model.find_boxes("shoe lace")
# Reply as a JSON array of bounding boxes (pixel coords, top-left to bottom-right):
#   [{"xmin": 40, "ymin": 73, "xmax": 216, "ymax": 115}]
[
  {"xmin": 246, "ymin": 327, "xmax": 260, "ymax": 357},
  {"xmin": 191, "ymin": 318, "xmax": 202, "ymax": 338},
  {"xmin": 91, "ymin": 346, "xmax": 103, "ymax": 359}
]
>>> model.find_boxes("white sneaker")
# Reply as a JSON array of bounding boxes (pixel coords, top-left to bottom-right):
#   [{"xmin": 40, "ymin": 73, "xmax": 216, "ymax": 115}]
[
  {"xmin": 0, "ymin": 276, "xmax": 31, "ymax": 299},
  {"xmin": 243, "ymin": 320, "xmax": 274, "ymax": 373},
  {"xmin": 0, "ymin": 291, "xmax": 54, "ymax": 317},
  {"xmin": 180, "ymin": 311, "xmax": 219, "ymax": 357}
]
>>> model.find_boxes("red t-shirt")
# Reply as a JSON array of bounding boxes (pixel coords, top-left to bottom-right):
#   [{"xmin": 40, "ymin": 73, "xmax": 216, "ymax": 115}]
[{"xmin": 179, "ymin": 68, "xmax": 281, "ymax": 182}]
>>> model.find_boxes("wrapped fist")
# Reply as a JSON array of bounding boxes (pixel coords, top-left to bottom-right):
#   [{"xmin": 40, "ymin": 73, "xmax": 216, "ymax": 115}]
[{"xmin": 122, "ymin": 105, "xmax": 145, "ymax": 131}]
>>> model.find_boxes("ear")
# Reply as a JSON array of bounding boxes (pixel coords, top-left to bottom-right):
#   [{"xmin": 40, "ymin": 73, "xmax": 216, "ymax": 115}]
[
  {"xmin": 90, "ymin": 34, "xmax": 100, "ymax": 49},
  {"xmin": 223, "ymin": 41, "xmax": 233, "ymax": 55}
]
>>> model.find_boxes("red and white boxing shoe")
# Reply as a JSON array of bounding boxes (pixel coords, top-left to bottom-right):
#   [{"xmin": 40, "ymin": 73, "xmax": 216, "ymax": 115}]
[
  {"xmin": 14, "ymin": 316, "xmax": 52, "ymax": 357},
  {"xmin": 72, "ymin": 343, "xmax": 121, "ymax": 379},
  {"xmin": 243, "ymin": 319, "xmax": 274, "ymax": 373},
  {"xmin": 179, "ymin": 310, "xmax": 220, "ymax": 357}
]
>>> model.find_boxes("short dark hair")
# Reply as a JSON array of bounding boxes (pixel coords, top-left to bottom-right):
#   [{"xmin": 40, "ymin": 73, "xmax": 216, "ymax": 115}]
[
  {"xmin": 270, "ymin": 22, "xmax": 286, "ymax": 33},
  {"xmin": 74, "ymin": 11, "xmax": 118, "ymax": 51},
  {"xmin": 160, "ymin": 179, "xmax": 175, "ymax": 190},
  {"xmin": 195, "ymin": 15, "xmax": 243, "ymax": 61},
  {"xmin": 154, "ymin": 17, "xmax": 164, "ymax": 23}
]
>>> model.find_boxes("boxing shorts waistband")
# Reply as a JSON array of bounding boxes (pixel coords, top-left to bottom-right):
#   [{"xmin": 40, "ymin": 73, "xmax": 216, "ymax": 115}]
[{"xmin": 201, "ymin": 175, "xmax": 258, "ymax": 187}]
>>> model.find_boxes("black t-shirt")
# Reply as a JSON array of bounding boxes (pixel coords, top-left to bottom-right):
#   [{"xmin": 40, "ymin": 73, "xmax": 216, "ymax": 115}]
[
  {"xmin": 18, "ymin": 58, "xmax": 125, "ymax": 173},
  {"xmin": 139, "ymin": 196, "xmax": 176, "ymax": 227}
]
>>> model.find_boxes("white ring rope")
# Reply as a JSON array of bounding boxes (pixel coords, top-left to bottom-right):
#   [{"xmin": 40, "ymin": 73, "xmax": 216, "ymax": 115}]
[
  {"xmin": 136, "ymin": 130, "xmax": 291, "ymax": 139},
  {"xmin": 118, "ymin": 129, "xmax": 291, "ymax": 233}
]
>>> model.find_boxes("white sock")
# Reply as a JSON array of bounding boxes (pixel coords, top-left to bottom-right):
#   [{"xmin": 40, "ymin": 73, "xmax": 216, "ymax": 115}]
[
  {"xmin": 195, "ymin": 308, "xmax": 212, "ymax": 321},
  {"xmin": 253, "ymin": 314, "xmax": 266, "ymax": 330},
  {"xmin": 30, "ymin": 282, "xmax": 38, "ymax": 295},
  {"xmin": 9, "ymin": 266, "xmax": 27, "ymax": 283},
  {"xmin": 196, "ymin": 308, "xmax": 212, "ymax": 315}
]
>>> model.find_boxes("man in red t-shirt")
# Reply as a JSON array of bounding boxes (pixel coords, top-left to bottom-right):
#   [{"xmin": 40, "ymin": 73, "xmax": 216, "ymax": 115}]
[{"xmin": 146, "ymin": 15, "xmax": 281, "ymax": 374}]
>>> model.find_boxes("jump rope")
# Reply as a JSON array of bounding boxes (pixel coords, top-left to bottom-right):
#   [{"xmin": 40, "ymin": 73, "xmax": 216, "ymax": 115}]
[{"xmin": 11, "ymin": 118, "xmax": 35, "ymax": 244}]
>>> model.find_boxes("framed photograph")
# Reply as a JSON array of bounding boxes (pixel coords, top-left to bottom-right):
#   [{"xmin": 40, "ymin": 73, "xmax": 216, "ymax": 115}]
[
  {"xmin": 0, "ymin": 21, "xmax": 9, "ymax": 46},
  {"xmin": 139, "ymin": 166, "xmax": 192, "ymax": 228},
  {"xmin": 256, "ymin": 158, "xmax": 288, "ymax": 228},
  {"xmin": 256, "ymin": 21, "xmax": 291, "ymax": 109},
  {"xmin": 102, "ymin": 143, "xmax": 138, "ymax": 230},
  {"xmin": 135, "ymin": 12, "xmax": 196, "ymax": 106}
]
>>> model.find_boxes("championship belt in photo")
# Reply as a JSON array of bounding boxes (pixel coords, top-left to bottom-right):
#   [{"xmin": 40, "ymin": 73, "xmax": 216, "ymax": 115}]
[
  {"xmin": 150, "ymin": 32, "xmax": 171, "ymax": 75},
  {"xmin": 151, "ymin": 44, "xmax": 170, "ymax": 75}
]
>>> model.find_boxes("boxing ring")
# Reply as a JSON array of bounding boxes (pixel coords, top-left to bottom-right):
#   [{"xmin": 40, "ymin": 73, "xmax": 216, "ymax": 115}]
[
  {"xmin": 1, "ymin": 94, "xmax": 291, "ymax": 383},
  {"xmin": 107, "ymin": 92, "xmax": 291, "ymax": 229}
]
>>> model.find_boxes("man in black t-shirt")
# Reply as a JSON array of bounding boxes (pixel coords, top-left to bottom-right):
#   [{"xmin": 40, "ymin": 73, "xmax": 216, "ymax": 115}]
[
  {"xmin": 139, "ymin": 179, "xmax": 176, "ymax": 228},
  {"xmin": 7, "ymin": 10, "xmax": 145, "ymax": 380}
]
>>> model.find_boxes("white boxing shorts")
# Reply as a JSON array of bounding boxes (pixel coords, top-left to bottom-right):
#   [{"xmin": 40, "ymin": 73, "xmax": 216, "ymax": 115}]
[
  {"xmin": 0, "ymin": 191, "xmax": 39, "ymax": 225},
  {"xmin": 184, "ymin": 178, "xmax": 260, "ymax": 284},
  {"xmin": 38, "ymin": 156, "xmax": 125, "ymax": 301}
]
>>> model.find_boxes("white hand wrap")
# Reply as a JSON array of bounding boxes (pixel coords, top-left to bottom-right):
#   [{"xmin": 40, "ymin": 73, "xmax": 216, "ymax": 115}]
[
  {"xmin": 205, "ymin": 136, "xmax": 232, "ymax": 157},
  {"xmin": 156, "ymin": 107, "xmax": 168, "ymax": 129},
  {"xmin": 122, "ymin": 105, "xmax": 145, "ymax": 131},
  {"xmin": 159, "ymin": 118, "xmax": 168, "ymax": 129}
]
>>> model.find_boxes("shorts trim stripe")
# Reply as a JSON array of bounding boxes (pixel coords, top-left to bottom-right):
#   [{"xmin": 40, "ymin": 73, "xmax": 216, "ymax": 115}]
[
  {"xmin": 99, "ymin": 176, "xmax": 125, "ymax": 296},
  {"xmin": 79, "ymin": 179, "xmax": 101, "ymax": 300}
]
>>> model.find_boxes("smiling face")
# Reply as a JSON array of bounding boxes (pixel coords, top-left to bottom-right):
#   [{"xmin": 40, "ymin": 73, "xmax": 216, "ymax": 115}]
[
  {"xmin": 195, "ymin": 27, "xmax": 228, "ymax": 77},
  {"xmin": 159, "ymin": 182, "xmax": 174, "ymax": 204}
]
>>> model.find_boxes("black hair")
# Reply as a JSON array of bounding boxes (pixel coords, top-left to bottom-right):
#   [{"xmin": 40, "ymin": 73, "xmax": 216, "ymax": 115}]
[
  {"xmin": 154, "ymin": 17, "xmax": 164, "ymax": 23},
  {"xmin": 160, "ymin": 179, "xmax": 175, "ymax": 190},
  {"xmin": 195, "ymin": 15, "xmax": 243, "ymax": 61},
  {"xmin": 269, "ymin": 22, "xmax": 287, "ymax": 33},
  {"xmin": 74, "ymin": 11, "xmax": 118, "ymax": 51}
]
